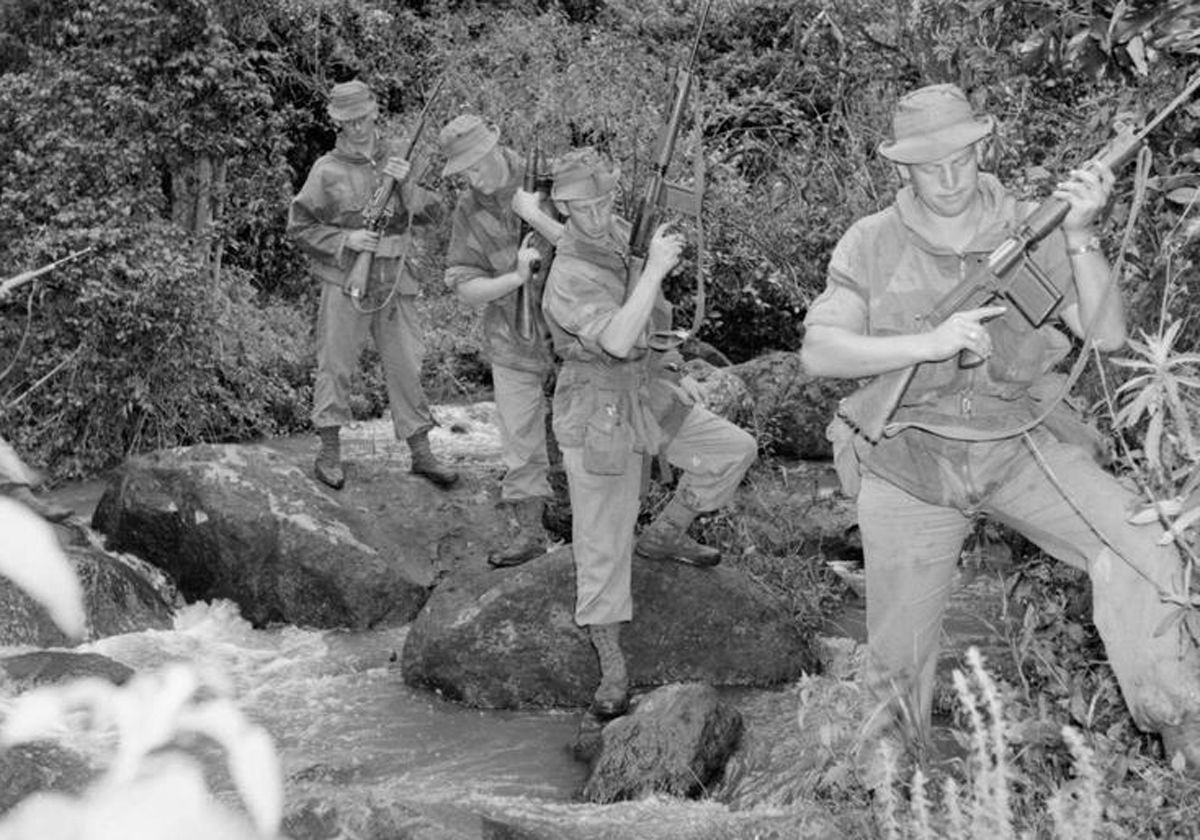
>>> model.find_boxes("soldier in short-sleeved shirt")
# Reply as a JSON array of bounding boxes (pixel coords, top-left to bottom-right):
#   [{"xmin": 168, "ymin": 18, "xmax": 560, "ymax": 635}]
[{"xmin": 801, "ymin": 83, "xmax": 1200, "ymax": 779}]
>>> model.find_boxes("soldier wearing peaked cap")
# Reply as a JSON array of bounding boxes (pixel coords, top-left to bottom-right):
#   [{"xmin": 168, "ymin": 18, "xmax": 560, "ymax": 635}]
[{"xmin": 541, "ymin": 147, "xmax": 757, "ymax": 718}]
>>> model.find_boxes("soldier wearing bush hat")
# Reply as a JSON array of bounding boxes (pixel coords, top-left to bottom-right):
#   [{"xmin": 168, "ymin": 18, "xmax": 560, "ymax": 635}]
[
  {"xmin": 439, "ymin": 114, "xmax": 563, "ymax": 568},
  {"xmin": 803, "ymin": 82, "xmax": 1200, "ymax": 780},
  {"xmin": 541, "ymin": 146, "xmax": 757, "ymax": 719},
  {"xmin": 288, "ymin": 78, "xmax": 457, "ymax": 492}
]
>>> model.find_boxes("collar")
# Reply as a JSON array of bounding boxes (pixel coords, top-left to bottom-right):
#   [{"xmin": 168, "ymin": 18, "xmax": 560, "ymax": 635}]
[{"xmin": 894, "ymin": 173, "xmax": 1019, "ymax": 254}]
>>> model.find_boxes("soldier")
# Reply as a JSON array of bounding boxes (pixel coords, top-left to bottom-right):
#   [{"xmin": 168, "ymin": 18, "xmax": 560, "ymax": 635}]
[
  {"xmin": 541, "ymin": 147, "xmax": 757, "ymax": 717},
  {"xmin": 801, "ymin": 83, "xmax": 1200, "ymax": 775},
  {"xmin": 439, "ymin": 115, "xmax": 564, "ymax": 567},
  {"xmin": 288, "ymin": 79, "xmax": 458, "ymax": 491}
]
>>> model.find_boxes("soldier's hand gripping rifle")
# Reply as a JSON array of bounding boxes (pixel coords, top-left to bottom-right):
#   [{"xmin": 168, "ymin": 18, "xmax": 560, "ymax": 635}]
[
  {"xmin": 513, "ymin": 142, "xmax": 546, "ymax": 341},
  {"xmin": 344, "ymin": 77, "xmax": 444, "ymax": 296},
  {"xmin": 626, "ymin": 0, "xmax": 714, "ymax": 351},
  {"xmin": 841, "ymin": 73, "xmax": 1200, "ymax": 444}
]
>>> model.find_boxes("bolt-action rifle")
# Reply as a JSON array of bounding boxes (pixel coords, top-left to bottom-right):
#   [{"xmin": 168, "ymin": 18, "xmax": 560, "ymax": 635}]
[
  {"xmin": 625, "ymin": 0, "xmax": 713, "ymax": 351},
  {"xmin": 840, "ymin": 73, "xmax": 1200, "ymax": 444},
  {"xmin": 513, "ymin": 142, "xmax": 546, "ymax": 342},
  {"xmin": 344, "ymin": 77, "xmax": 444, "ymax": 295}
]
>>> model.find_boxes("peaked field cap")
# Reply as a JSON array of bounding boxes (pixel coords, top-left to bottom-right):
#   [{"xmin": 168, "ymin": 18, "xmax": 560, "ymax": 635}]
[
  {"xmin": 439, "ymin": 114, "xmax": 500, "ymax": 176},
  {"xmin": 878, "ymin": 83, "xmax": 995, "ymax": 164},
  {"xmin": 551, "ymin": 147, "xmax": 619, "ymax": 200},
  {"xmin": 327, "ymin": 80, "xmax": 377, "ymax": 121}
]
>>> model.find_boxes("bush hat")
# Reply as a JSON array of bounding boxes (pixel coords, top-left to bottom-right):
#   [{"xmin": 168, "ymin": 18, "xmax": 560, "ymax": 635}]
[
  {"xmin": 439, "ymin": 115, "xmax": 500, "ymax": 176},
  {"xmin": 878, "ymin": 83, "xmax": 994, "ymax": 164},
  {"xmin": 551, "ymin": 147, "xmax": 620, "ymax": 201},
  {"xmin": 327, "ymin": 80, "xmax": 377, "ymax": 122}
]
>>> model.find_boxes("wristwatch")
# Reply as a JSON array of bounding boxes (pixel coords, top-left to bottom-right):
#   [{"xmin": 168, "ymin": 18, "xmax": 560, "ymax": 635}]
[{"xmin": 1066, "ymin": 235, "xmax": 1102, "ymax": 257}]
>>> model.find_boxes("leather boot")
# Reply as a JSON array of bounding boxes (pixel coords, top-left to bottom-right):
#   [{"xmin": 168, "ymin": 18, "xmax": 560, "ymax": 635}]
[
  {"xmin": 588, "ymin": 622, "xmax": 629, "ymax": 719},
  {"xmin": 489, "ymin": 497, "xmax": 549, "ymax": 568},
  {"xmin": 313, "ymin": 426, "xmax": 345, "ymax": 490},
  {"xmin": 407, "ymin": 428, "xmax": 459, "ymax": 489},
  {"xmin": 634, "ymin": 495, "xmax": 721, "ymax": 567},
  {"xmin": 2, "ymin": 483, "xmax": 73, "ymax": 523},
  {"xmin": 1161, "ymin": 718, "xmax": 1200, "ymax": 778}
]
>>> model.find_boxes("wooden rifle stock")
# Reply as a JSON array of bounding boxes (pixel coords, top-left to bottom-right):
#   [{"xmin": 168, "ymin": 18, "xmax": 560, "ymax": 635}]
[
  {"xmin": 345, "ymin": 78, "xmax": 444, "ymax": 293},
  {"xmin": 842, "ymin": 72, "xmax": 1200, "ymax": 443}
]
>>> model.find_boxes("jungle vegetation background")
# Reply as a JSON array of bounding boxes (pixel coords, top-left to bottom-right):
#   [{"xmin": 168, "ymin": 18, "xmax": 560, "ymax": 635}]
[
  {"xmin": 3, "ymin": 1, "xmax": 1200, "ymax": 836},
  {"xmin": 0, "ymin": 0, "xmax": 1196, "ymax": 479}
]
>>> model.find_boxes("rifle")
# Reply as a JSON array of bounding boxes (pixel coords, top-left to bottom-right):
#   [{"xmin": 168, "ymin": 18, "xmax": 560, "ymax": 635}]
[
  {"xmin": 626, "ymin": 0, "xmax": 714, "ymax": 351},
  {"xmin": 344, "ymin": 77, "xmax": 444, "ymax": 296},
  {"xmin": 841, "ymin": 72, "xmax": 1200, "ymax": 444},
  {"xmin": 513, "ymin": 142, "xmax": 544, "ymax": 341},
  {"xmin": 0, "ymin": 247, "xmax": 94, "ymax": 300}
]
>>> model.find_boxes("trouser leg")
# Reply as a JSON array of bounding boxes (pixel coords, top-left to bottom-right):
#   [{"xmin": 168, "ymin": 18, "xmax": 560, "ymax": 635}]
[
  {"xmin": 491, "ymin": 363, "xmax": 552, "ymax": 502},
  {"xmin": 561, "ymin": 445, "xmax": 643, "ymax": 626},
  {"xmin": 372, "ymin": 294, "xmax": 435, "ymax": 440},
  {"xmin": 858, "ymin": 472, "xmax": 973, "ymax": 743},
  {"xmin": 985, "ymin": 433, "xmax": 1200, "ymax": 736},
  {"xmin": 312, "ymin": 282, "xmax": 369, "ymax": 430}
]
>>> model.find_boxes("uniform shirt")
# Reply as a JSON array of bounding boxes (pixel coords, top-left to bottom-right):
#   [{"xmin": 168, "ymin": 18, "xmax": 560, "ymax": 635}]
[
  {"xmin": 805, "ymin": 173, "xmax": 1081, "ymax": 502},
  {"xmin": 287, "ymin": 133, "xmax": 441, "ymax": 295},
  {"xmin": 542, "ymin": 218, "xmax": 689, "ymax": 451},
  {"xmin": 443, "ymin": 147, "xmax": 554, "ymax": 374}
]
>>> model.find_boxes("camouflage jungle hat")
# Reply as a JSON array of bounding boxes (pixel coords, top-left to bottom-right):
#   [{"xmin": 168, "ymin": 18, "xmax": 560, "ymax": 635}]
[
  {"xmin": 439, "ymin": 114, "xmax": 500, "ymax": 176},
  {"xmin": 327, "ymin": 80, "xmax": 377, "ymax": 122},
  {"xmin": 551, "ymin": 147, "xmax": 620, "ymax": 201},
  {"xmin": 878, "ymin": 83, "xmax": 994, "ymax": 164}
]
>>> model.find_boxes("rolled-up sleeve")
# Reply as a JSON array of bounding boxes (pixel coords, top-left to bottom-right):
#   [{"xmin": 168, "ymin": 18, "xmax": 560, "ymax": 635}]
[
  {"xmin": 804, "ymin": 226, "xmax": 870, "ymax": 334},
  {"xmin": 544, "ymin": 255, "xmax": 620, "ymax": 356}
]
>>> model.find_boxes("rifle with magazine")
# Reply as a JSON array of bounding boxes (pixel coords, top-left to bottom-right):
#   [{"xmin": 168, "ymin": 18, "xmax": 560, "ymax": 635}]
[
  {"xmin": 840, "ymin": 73, "xmax": 1200, "ymax": 444},
  {"xmin": 626, "ymin": 0, "xmax": 713, "ymax": 352},
  {"xmin": 513, "ymin": 142, "xmax": 549, "ymax": 342},
  {"xmin": 344, "ymin": 77, "xmax": 444, "ymax": 301}
]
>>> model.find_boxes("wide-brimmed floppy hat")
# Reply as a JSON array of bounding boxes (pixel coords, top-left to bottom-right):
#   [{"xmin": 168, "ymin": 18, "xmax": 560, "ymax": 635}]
[
  {"xmin": 438, "ymin": 114, "xmax": 501, "ymax": 176},
  {"xmin": 327, "ymin": 80, "xmax": 377, "ymax": 122},
  {"xmin": 551, "ymin": 147, "xmax": 620, "ymax": 201},
  {"xmin": 878, "ymin": 83, "xmax": 994, "ymax": 164}
]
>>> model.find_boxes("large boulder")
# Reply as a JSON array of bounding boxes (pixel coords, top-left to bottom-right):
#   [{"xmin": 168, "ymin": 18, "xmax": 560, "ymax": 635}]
[
  {"xmin": 401, "ymin": 546, "xmax": 819, "ymax": 709},
  {"xmin": 90, "ymin": 443, "xmax": 494, "ymax": 629},
  {"xmin": 0, "ymin": 539, "xmax": 175, "ymax": 647}
]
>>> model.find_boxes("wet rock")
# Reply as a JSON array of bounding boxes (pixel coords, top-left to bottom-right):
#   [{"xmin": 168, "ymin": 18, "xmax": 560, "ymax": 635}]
[
  {"xmin": 717, "ymin": 675, "xmax": 871, "ymax": 807},
  {"xmin": 91, "ymin": 443, "xmax": 465, "ymax": 629},
  {"xmin": 0, "ymin": 741, "xmax": 96, "ymax": 816},
  {"xmin": 401, "ymin": 546, "xmax": 819, "ymax": 709},
  {"xmin": 579, "ymin": 682, "xmax": 743, "ymax": 804},
  {"xmin": 0, "ymin": 540, "xmax": 174, "ymax": 647},
  {"xmin": 0, "ymin": 650, "xmax": 134, "ymax": 691}
]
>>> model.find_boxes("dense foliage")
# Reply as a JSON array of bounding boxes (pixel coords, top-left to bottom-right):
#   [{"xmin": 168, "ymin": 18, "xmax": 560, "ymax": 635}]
[{"xmin": 1, "ymin": 0, "xmax": 1197, "ymax": 478}]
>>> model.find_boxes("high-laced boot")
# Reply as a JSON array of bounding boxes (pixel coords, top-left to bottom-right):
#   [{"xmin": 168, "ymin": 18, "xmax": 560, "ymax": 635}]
[
  {"xmin": 489, "ymin": 497, "xmax": 549, "ymax": 568},
  {"xmin": 407, "ymin": 428, "xmax": 459, "ymax": 489},
  {"xmin": 314, "ymin": 426, "xmax": 345, "ymax": 490},
  {"xmin": 588, "ymin": 622, "xmax": 629, "ymax": 719},
  {"xmin": 634, "ymin": 495, "xmax": 721, "ymax": 567}
]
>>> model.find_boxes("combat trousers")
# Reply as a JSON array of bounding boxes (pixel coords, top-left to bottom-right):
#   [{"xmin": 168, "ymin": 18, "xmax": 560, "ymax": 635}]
[
  {"xmin": 491, "ymin": 363, "xmax": 551, "ymax": 502},
  {"xmin": 562, "ymin": 405, "xmax": 756, "ymax": 627},
  {"xmin": 311, "ymin": 284, "xmax": 435, "ymax": 440},
  {"xmin": 858, "ymin": 429, "xmax": 1200, "ymax": 739}
]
